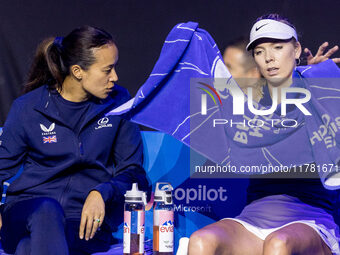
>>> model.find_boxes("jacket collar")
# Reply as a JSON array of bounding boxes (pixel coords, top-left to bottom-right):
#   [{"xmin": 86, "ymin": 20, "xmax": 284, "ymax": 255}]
[{"xmin": 33, "ymin": 85, "xmax": 116, "ymax": 128}]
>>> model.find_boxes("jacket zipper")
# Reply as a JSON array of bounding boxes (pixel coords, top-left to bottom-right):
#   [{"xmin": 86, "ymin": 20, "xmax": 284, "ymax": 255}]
[
  {"xmin": 59, "ymin": 133, "xmax": 83, "ymax": 207},
  {"xmin": 79, "ymin": 141, "xmax": 84, "ymax": 156},
  {"xmin": 59, "ymin": 175, "xmax": 72, "ymax": 208}
]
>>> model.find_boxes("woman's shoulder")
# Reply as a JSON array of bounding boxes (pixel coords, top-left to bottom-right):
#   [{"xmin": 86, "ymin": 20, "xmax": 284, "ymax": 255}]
[{"xmin": 13, "ymin": 85, "xmax": 48, "ymax": 106}]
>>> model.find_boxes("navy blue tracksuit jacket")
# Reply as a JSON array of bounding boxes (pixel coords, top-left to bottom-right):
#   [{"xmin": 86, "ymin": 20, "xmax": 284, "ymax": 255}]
[{"xmin": 0, "ymin": 84, "xmax": 149, "ymax": 230}]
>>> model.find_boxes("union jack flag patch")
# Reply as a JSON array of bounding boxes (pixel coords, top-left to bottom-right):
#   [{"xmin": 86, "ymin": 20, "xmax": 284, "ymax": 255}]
[{"xmin": 43, "ymin": 136, "xmax": 57, "ymax": 143}]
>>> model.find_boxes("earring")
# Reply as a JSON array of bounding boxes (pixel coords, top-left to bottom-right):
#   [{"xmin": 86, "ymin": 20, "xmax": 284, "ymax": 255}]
[{"xmin": 296, "ymin": 58, "xmax": 301, "ymax": 66}]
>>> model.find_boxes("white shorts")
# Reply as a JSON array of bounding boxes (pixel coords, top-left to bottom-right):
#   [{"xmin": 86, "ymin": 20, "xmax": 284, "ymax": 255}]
[{"xmin": 222, "ymin": 195, "xmax": 340, "ymax": 254}]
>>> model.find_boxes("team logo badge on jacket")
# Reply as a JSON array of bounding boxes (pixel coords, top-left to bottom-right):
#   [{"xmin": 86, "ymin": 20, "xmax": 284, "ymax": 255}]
[
  {"xmin": 95, "ymin": 117, "xmax": 112, "ymax": 130},
  {"xmin": 40, "ymin": 123, "xmax": 57, "ymax": 143}
]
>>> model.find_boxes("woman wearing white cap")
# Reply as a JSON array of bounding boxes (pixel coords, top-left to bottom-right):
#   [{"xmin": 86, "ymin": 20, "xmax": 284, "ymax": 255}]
[{"xmin": 188, "ymin": 14, "xmax": 340, "ymax": 255}]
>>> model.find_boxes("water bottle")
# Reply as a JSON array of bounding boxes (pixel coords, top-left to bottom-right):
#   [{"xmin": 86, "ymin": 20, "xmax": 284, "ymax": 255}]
[
  {"xmin": 153, "ymin": 182, "xmax": 174, "ymax": 255},
  {"xmin": 123, "ymin": 183, "xmax": 147, "ymax": 255}
]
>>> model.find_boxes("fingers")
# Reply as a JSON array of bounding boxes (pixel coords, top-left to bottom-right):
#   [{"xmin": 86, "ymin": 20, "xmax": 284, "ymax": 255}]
[
  {"xmin": 324, "ymin": 45, "xmax": 339, "ymax": 58},
  {"xmin": 331, "ymin": 57, "xmax": 340, "ymax": 64},
  {"xmin": 90, "ymin": 218, "xmax": 99, "ymax": 239},
  {"xmin": 79, "ymin": 212, "xmax": 87, "ymax": 240},
  {"xmin": 85, "ymin": 216, "xmax": 94, "ymax": 241},
  {"xmin": 304, "ymin": 48, "xmax": 311, "ymax": 56},
  {"xmin": 90, "ymin": 216, "xmax": 102, "ymax": 239},
  {"xmin": 305, "ymin": 42, "xmax": 339, "ymax": 65},
  {"xmin": 98, "ymin": 214, "xmax": 104, "ymax": 228},
  {"xmin": 304, "ymin": 48, "xmax": 313, "ymax": 62},
  {"xmin": 79, "ymin": 212, "xmax": 105, "ymax": 241},
  {"xmin": 79, "ymin": 191, "xmax": 105, "ymax": 241},
  {"xmin": 86, "ymin": 213, "xmax": 105, "ymax": 240},
  {"xmin": 315, "ymin": 42, "xmax": 329, "ymax": 57}
]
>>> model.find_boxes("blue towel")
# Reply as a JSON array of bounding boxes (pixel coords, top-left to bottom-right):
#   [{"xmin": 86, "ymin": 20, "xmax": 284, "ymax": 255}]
[
  {"xmin": 108, "ymin": 22, "xmax": 231, "ymax": 165},
  {"xmin": 107, "ymin": 22, "xmax": 340, "ymax": 190}
]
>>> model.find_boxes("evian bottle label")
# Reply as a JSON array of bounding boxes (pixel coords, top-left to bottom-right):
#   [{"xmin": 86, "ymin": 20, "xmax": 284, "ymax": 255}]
[
  {"xmin": 123, "ymin": 211, "xmax": 131, "ymax": 253},
  {"xmin": 158, "ymin": 210, "xmax": 174, "ymax": 252},
  {"xmin": 138, "ymin": 210, "xmax": 145, "ymax": 253}
]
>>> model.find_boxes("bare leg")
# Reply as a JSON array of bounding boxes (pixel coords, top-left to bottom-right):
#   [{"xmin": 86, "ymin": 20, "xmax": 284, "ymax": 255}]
[
  {"xmin": 263, "ymin": 223, "xmax": 332, "ymax": 255},
  {"xmin": 188, "ymin": 219, "xmax": 263, "ymax": 255},
  {"xmin": 15, "ymin": 237, "xmax": 30, "ymax": 255}
]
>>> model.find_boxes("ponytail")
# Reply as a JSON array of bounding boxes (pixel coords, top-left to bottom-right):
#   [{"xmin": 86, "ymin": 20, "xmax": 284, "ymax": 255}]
[
  {"xmin": 24, "ymin": 37, "xmax": 66, "ymax": 93},
  {"xmin": 24, "ymin": 26, "xmax": 115, "ymax": 94}
]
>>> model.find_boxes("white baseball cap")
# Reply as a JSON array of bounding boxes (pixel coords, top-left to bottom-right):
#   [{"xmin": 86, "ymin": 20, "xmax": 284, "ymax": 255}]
[{"xmin": 246, "ymin": 19, "xmax": 298, "ymax": 51}]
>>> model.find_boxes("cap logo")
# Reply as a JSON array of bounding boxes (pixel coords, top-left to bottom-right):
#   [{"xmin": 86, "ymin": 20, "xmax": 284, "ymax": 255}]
[
  {"xmin": 255, "ymin": 23, "xmax": 269, "ymax": 31},
  {"xmin": 246, "ymin": 19, "xmax": 298, "ymax": 50}
]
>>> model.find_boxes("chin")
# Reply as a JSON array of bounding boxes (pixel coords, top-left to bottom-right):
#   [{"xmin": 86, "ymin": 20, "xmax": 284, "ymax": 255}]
[
  {"xmin": 95, "ymin": 94, "xmax": 109, "ymax": 100},
  {"xmin": 266, "ymin": 76, "xmax": 290, "ymax": 87}
]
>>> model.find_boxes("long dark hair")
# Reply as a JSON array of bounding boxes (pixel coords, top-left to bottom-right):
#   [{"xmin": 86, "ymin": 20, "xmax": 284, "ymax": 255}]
[{"xmin": 24, "ymin": 26, "xmax": 115, "ymax": 93}]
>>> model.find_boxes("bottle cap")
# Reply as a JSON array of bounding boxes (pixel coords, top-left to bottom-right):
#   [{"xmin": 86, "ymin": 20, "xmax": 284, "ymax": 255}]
[
  {"xmin": 176, "ymin": 237, "xmax": 189, "ymax": 255},
  {"xmin": 154, "ymin": 182, "xmax": 173, "ymax": 205},
  {"xmin": 124, "ymin": 183, "xmax": 147, "ymax": 205}
]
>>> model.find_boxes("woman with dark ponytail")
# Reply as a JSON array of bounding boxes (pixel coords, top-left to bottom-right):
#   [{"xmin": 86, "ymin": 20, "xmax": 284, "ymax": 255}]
[{"xmin": 0, "ymin": 26, "xmax": 148, "ymax": 254}]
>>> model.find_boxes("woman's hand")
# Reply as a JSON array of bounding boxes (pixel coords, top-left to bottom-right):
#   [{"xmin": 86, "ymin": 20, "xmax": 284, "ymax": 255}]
[
  {"xmin": 79, "ymin": 190, "xmax": 105, "ymax": 241},
  {"xmin": 304, "ymin": 42, "xmax": 340, "ymax": 65}
]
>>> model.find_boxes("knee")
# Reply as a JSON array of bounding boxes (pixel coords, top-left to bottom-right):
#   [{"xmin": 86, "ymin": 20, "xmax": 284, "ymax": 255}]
[
  {"xmin": 263, "ymin": 232, "xmax": 292, "ymax": 255},
  {"xmin": 30, "ymin": 198, "xmax": 65, "ymax": 224},
  {"xmin": 188, "ymin": 229, "xmax": 221, "ymax": 255},
  {"xmin": 15, "ymin": 236, "xmax": 31, "ymax": 255}
]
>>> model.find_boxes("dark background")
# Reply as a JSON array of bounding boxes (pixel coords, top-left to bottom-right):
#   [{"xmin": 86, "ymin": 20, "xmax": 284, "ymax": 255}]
[{"xmin": 0, "ymin": 0, "xmax": 339, "ymax": 126}]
